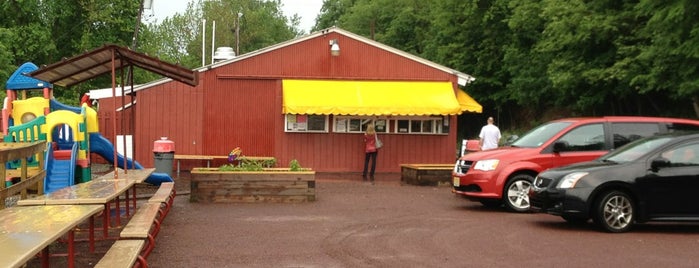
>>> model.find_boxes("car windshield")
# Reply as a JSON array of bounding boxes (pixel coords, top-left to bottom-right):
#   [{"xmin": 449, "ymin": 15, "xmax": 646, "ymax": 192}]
[
  {"xmin": 600, "ymin": 136, "xmax": 674, "ymax": 163},
  {"xmin": 510, "ymin": 122, "xmax": 573, "ymax": 148}
]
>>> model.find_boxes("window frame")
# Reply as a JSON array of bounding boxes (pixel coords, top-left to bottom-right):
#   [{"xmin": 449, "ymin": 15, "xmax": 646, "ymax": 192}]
[
  {"xmin": 284, "ymin": 114, "xmax": 329, "ymax": 133},
  {"xmin": 393, "ymin": 116, "xmax": 447, "ymax": 134},
  {"xmin": 333, "ymin": 116, "xmax": 388, "ymax": 133}
]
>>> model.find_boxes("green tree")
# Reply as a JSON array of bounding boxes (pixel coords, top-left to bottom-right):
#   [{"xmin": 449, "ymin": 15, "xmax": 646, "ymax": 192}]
[
  {"xmin": 0, "ymin": 0, "xmax": 142, "ymax": 105},
  {"xmin": 141, "ymin": 0, "xmax": 302, "ymax": 69},
  {"xmin": 313, "ymin": 0, "xmax": 354, "ymax": 31},
  {"xmin": 632, "ymin": 1, "xmax": 699, "ymax": 117}
]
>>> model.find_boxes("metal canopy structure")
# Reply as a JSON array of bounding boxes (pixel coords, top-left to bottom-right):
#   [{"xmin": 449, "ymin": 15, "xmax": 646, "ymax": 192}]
[
  {"xmin": 28, "ymin": 44, "xmax": 198, "ymax": 87},
  {"xmin": 26, "ymin": 44, "xmax": 198, "ymax": 177}
]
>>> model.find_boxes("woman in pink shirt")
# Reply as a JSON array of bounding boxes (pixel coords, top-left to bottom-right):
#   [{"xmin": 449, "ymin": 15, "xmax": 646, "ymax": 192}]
[{"xmin": 362, "ymin": 124, "xmax": 379, "ymax": 183}]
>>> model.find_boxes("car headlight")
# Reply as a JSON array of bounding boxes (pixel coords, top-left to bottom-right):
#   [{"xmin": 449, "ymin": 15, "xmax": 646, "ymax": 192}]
[
  {"xmin": 556, "ymin": 172, "xmax": 588, "ymax": 189},
  {"xmin": 473, "ymin": 159, "xmax": 499, "ymax": 171}
]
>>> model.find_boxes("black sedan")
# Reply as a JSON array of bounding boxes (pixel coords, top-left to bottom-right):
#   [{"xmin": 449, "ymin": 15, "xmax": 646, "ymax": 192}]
[{"xmin": 529, "ymin": 132, "xmax": 699, "ymax": 232}]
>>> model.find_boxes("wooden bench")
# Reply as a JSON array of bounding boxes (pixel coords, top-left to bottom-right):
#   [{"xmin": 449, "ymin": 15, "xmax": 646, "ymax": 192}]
[
  {"xmin": 94, "ymin": 240, "xmax": 146, "ymax": 268},
  {"xmin": 147, "ymin": 182, "xmax": 175, "ymax": 222},
  {"xmin": 400, "ymin": 164, "xmax": 454, "ymax": 186},
  {"xmin": 120, "ymin": 203, "xmax": 163, "ymax": 260}
]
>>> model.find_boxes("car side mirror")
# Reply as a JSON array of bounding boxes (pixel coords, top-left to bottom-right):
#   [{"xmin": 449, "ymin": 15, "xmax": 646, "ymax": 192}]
[
  {"xmin": 553, "ymin": 141, "xmax": 568, "ymax": 153},
  {"xmin": 651, "ymin": 157, "xmax": 671, "ymax": 172},
  {"xmin": 504, "ymin": 135, "xmax": 519, "ymax": 146}
]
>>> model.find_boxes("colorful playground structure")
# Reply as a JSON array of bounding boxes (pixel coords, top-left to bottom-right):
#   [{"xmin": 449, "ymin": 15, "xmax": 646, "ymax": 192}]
[{"xmin": 2, "ymin": 62, "xmax": 165, "ymax": 194}]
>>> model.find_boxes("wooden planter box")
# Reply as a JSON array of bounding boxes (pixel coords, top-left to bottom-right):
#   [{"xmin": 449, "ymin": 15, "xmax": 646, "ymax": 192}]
[
  {"xmin": 190, "ymin": 168, "xmax": 315, "ymax": 203},
  {"xmin": 400, "ymin": 164, "xmax": 454, "ymax": 186}
]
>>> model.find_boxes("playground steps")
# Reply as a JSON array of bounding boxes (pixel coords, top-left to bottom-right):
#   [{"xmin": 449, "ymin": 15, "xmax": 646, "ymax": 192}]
[
  {"xmin": 53, "ymin": 150, "xmax": 72, "ymax": 160},
  {"xmin": 46, "ymin": 160, "xmax": 72, "ymax": 193}
]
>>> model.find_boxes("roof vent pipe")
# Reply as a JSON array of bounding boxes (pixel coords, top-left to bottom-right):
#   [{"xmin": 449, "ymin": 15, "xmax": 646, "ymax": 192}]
[{"xmin": 213, "ymin": 47, "xmax": 236, "ymax": 62}]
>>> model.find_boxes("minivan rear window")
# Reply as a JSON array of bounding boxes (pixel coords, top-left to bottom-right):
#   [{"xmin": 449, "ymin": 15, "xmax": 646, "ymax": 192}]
[
  {"xmin": 611, "ymin": 122, "xmax": 660, "ymax": 148},
  {"xmin": 511, "ymin": 122, "xmax": 573, "ymax": 148},
  {"xmin": 668, "ymin": 123, "xmax": 699, "ymax": 132}
]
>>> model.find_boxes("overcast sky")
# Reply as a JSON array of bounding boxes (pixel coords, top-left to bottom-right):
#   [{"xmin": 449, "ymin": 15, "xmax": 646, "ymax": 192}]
[{"xmin": 145, "ymin": 0, "xmax": 324, "ymax": 33}]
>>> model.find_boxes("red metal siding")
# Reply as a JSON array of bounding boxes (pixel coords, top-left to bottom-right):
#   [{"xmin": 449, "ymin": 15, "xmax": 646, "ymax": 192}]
[
  {"xmin": 96, "ymin": 30, "xmax": 470, "ymax": 173},
  {"xmin": 201, "ymin": 77, "xmax": 277, "ymax": 159},
  {"xmin": 96, "ymin": 79, "xmax": 205, "ymax": 168},
  {"xmin": 216, "ymin": 33, "xmax": 454, "ymax": 81},
  {"xmin": 135, "ymin": 80, "xmax": 205, "ymax": 168}
]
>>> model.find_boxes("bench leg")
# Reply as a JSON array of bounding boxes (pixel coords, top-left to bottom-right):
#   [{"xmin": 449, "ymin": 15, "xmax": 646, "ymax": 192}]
[
  {"xmin": 135, "ymin": 255, "xmax": 148, "ymax": 268},
  {"xmin": 144, "ymin": 233, "xmax": 156, "ymax": 259},
  {"xmin": 157, "ymin": 206, "xmax": 166, "ymax": 224}
]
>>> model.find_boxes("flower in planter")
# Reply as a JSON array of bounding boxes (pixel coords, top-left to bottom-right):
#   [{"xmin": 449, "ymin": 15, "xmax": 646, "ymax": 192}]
[{"xmin": 228, "ymin": 147, "xmax": 242, "ymax": 162}]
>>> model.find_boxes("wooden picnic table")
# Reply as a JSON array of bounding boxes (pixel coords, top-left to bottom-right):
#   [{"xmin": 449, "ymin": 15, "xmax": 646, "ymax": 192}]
[
  {"xmin": 97, "ymin": 168, "xmax": 156, "ymax": 183},
  {"xmin": 18, "ymin": 179, "xmax": 137, "ymax": 239},
  {"xmin": 97, "ymin": 168, "xmax": 155, "ymax": 212},
  {"xmin": 174, "ymin": 154, "xmax": 275, "ymax": 175},
  {"xmin": 0, "ymin": 204, "xmax": 102, "ymax": 268}
]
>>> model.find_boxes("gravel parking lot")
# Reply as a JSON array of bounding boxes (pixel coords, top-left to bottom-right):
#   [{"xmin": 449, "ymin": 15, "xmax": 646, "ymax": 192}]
[{"xmin": 144, "ymin": 173, "xmax": 699, "ymax": 268}]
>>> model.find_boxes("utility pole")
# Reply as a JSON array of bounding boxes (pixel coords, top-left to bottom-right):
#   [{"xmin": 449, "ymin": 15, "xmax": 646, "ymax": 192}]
[
  {"xmin": 236, "ymin": 12, "xmax": 242, "ymax": 55},
  {"xmin": 128, "ymin": 0, "xmax": 151, "ymax": 80}
]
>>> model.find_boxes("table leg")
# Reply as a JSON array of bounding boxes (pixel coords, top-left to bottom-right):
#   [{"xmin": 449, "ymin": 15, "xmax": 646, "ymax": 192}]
[
  {"xmin": 103, "ymin": 203, "xmax": 110, "ymax": 238},
  {"xmin": 115, "ymin": 196, "xmax": 122, "ymax": 227},
  {"xmin": 132, "ymin": 185, "xmax": 137, "ymax": 213},
  {"xmin": 89, "ymin": 215, "xmax": 95, "ymax": 252},
  {"xmin": 67, "ymin": 229, "xmax": 75, "ymax": 268},
  {"xmin": 177, "ymin": 160, "xmax": 181, "ymax": 176},
  {"xmin": 41, "ymin": 247, "xmax": 49, "ymax": 268}
]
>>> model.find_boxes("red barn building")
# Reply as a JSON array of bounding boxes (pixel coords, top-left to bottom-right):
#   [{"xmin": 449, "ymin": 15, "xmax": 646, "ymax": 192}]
[{"xmin": 96, "ymin": 27, "xmax": 481, "ymax": 174}]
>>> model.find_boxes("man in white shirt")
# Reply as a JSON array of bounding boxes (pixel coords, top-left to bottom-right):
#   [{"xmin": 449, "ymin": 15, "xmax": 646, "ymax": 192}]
[{"xmin": 479, "ymin": 117, "xmax": 501, "ymax": 150}]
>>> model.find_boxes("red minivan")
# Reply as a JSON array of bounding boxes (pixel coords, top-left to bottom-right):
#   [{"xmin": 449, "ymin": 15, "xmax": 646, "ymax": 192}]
[{"xmin": 452, "ymin": 116, "xmax": 699, "ymax": 212}]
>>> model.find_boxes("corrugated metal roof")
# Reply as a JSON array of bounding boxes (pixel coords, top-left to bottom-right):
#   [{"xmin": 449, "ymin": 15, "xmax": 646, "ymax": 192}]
[
  {"xmin": 28, "ymin": 44, "xmax": 198, "ymax": 87},
  {"xmin": 206, "ymin": 27, "xmax": 475, "ymax": 85}
]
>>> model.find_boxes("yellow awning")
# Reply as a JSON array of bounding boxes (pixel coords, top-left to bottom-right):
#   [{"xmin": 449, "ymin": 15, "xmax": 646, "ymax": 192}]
[
  {"xmin": 456, "ymin": 89, "xmax": 483, "ymax": 113},
  {"xmin": 282, "ymin": 80, "xmax": 474, "ymax": 116}
]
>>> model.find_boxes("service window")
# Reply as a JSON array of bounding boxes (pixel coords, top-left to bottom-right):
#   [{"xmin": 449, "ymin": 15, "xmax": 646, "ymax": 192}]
[
  {"xmin": 334, "ymin": 117, "xmax": 387, "ymax": 133},
  {"xmin": 556, "ymin": 123, "xmax": 605, "ymax": 152},
  {"xmin": 395, "ymin": 117, "xmax": 445, "ymax": 134},
  {"xmin": 611, "ymin": 123, "xmax": 661, "ymax": 148},
  {"xmin": 285, "ymin": 114, "xmax": 328, "ymax": 132}
]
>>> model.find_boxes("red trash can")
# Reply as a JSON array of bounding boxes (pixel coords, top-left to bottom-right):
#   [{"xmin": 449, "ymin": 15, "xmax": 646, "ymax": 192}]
[{"xmin": 153, "ymin": 137, "xmax": 175, "ymax": 176}]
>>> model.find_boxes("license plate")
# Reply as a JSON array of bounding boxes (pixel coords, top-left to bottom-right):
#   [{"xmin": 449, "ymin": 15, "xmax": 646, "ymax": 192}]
[{"xmin": 453, "ymin": 177, "xmax": 460, "ymax": 187}]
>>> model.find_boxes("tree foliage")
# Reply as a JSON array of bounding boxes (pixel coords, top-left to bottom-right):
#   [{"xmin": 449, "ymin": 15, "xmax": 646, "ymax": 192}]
[
  {"xmin": 0, "ymin": 0, "xmax": 140, "ymax": 105},
  {"xmin": 314, "ymin": 0, "xmax": 699, "ymax": 133},
  {"xmin": 2, "ymin": 0, "xmax": 699, "ymax": 132},
  {"xmin": 0, "ymin": 0, "xmax": 300, "ymax": 105},
  {"xmin": 142, "ymin": 0, "xmax": 302, "ymax": 69}
]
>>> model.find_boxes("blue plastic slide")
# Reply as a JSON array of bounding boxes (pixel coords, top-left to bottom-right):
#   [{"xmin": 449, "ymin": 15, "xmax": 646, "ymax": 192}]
[
  {"xmin": 44, "ymin": 142, "xmax": 78, "ymax": 193},
  {"xmin": 89, "ymin": 133, "xmax": 143, "ymax": 169}
]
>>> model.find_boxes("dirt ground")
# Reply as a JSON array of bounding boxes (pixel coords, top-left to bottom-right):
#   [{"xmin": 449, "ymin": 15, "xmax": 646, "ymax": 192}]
[{"xmin": 22, "ymin": 170, "xmax": 699, "ymax": 267}]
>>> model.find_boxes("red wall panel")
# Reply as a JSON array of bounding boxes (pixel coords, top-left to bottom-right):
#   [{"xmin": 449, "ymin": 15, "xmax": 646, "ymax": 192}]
[{"xmin": 96, "ymin": 30, "xmax": 469, "ymax": 173}]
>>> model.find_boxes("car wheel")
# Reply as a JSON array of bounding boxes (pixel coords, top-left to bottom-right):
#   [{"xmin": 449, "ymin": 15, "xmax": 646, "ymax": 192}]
[
  {"xmin": 504, "ymin": 174, "xmax": 533, "ymax": 212},
  {"xmin": 594, "ymin": 190, "xmax": 634, "ymax": 233},
  {"xmin": 479, "ymin": 199, "xmax": 502, "ymax": 208}
]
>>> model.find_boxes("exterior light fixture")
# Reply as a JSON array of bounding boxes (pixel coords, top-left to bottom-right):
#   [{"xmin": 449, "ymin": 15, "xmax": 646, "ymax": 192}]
[{"xmin": 329, "ymin": 39, "xmax": 340, "ymax": 56}]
